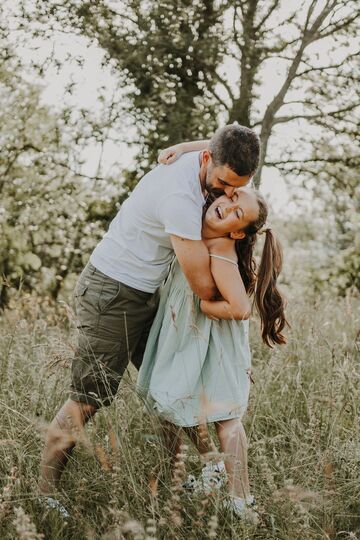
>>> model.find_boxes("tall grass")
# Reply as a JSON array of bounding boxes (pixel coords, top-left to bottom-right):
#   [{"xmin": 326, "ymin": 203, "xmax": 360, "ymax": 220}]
[{"xmin": 0, "ymin": 292, "xmax": 359, "ymax": 539}]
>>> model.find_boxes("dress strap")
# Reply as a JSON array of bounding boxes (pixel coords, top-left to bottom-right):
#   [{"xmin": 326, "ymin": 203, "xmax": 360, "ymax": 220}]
[{"xmin": 209, "ymin": 253, "xmax": 238, "ymax": 267}]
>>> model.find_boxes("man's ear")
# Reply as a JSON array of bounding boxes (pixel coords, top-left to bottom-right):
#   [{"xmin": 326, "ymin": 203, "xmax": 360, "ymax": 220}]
[
  {"xmin": 230, "ymin": 230, "xmax": 245, "ymax": 240},
  {"xmin": 201, "ymin": 150, "xmax": 211, "ymax": 164}
]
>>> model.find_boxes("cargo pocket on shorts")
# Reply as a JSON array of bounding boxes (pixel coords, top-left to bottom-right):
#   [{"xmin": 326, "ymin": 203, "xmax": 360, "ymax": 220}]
[
  {"xmin": 98, "ymin": 280, "xmax": 121, "ymax": 313},
  {"xmin": 72, "ymin": 332, "xmax": 124, "ymax": 407},
  {"xmin": 74, "ymin": 283, "xmax": 88, "ymax": 299},
  {"xmin": 74, "ymin": 283, "xmax": 94, "ymax": 330}
]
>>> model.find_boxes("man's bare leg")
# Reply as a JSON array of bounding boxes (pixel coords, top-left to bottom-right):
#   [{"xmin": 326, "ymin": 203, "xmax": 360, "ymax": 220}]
[
  {"xmin": 39, "ymin": 399, "xmax": 97, "ymax": 495},
  {"xmin": 215, "ymin": 418, "xmax": 250, "ymax": 499},
  {"xmin": 160, "ymin": 420, "xmax": 183, "ymax": 468},
  {"xmin": 183, "ymin": 425, "xmax": 218, "ymax": 458}
]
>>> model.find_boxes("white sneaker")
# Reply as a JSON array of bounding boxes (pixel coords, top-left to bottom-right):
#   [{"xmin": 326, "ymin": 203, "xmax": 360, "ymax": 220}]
[
  {"xmin": 183, "ymin": 461, "xmax": 227, "ymax": 494},
  {"xmin": 39, "ymin": 496, "xmax": 70, "ymax": 518},
  {"xmin": 182, "ymin": 473, "xmax": 198, "ymax": 491},
  {"xmin": 224, "ymin": 495, "xmax": 259, "ymax": 524}
]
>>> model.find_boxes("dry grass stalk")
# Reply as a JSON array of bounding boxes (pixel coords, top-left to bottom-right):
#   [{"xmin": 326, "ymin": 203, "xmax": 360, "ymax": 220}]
[
  {"xmin": 274, "ymin": 481, "xmax": 323, "ymax": 505},
  {"xmin": 207, "ymin": 513, "xmax": 219, "ymax": 539},
  {"xmin": 144, "ymin": 517, "xmax": 157, "ymax": 540},
  {"xmin": 255, "ymin": 441, "xmax": 277, "ymax": 493},
  {"xmin": 0, "ymin": 466, "xmax": 18, "ymax": 523},
  {"xmin": 95, "ymin": 444, "xmax": 112, "ymax": 472},
  {"xmin": 163, "ymin": 443, "xmax": 189, "ymax": 529},
  {"xmin": 1, "ymin": 293, "xmax": 359, "ymax": 539},
  {"xmin": 13, "ymin": 506, "xmax": 44, "ymax": 540},
  {"xmin": 121, "ymin": 518, "xmax": 145, "ymax": 539}
]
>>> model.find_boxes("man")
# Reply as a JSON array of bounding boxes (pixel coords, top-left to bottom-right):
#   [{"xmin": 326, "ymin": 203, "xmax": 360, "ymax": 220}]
[{"xmin": 39, "ymin": 124, "xmax": 260, "ymax": 506}]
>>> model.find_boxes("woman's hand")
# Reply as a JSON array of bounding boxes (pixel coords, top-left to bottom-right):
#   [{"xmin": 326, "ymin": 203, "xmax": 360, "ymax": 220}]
[
  {"xmin": 158, "ymin": 140, "xmax": 209, "ymax": 165},
  {"xmin": 158, "ymin": 144, "xmax": 184, "ymax": 165}
]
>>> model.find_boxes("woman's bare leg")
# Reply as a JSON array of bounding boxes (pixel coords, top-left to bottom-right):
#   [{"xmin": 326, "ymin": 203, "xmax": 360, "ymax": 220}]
[
  {"xmin": 215, "ymin": 418, "xmax": 250, "ymax": 499},
  {"xmin": 39, "ymin": 399, "xmax": 97, "ymax": 495}
]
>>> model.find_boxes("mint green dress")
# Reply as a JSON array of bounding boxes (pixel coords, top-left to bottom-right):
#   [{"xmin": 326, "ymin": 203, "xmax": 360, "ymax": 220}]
[{"xmin": 137, "ymin": 260, "xmax": 251, "ymax": 427}]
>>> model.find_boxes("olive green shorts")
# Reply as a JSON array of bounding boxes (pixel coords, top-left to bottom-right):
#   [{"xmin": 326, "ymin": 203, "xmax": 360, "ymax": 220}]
[{"xmin": 70, "ymin": 262, "xmax": 160, "ymax": 408}]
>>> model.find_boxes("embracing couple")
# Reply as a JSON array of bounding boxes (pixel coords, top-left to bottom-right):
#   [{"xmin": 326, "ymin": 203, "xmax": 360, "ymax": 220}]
[{"xmin": 39, "ymin": 124, "xmax": 287, "ymax": 522}]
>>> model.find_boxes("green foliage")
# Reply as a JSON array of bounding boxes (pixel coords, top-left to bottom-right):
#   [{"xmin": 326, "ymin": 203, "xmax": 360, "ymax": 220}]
[
  {"xmin": 274, "ymin": 104, "xmax": 360, "ymax": 295},
  {"xmin": 71, "ymin": 0, "xmax": 226, "ymax": 191},
  {"xmin": 0, "ymin": 37, "xmax": 123, "ymax": 307}
]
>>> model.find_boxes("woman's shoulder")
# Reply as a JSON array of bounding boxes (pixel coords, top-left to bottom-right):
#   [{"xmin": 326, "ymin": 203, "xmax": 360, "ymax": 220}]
[{"xmin": 205, "ymin": 237, "xmax": 236, "ymax": 257}]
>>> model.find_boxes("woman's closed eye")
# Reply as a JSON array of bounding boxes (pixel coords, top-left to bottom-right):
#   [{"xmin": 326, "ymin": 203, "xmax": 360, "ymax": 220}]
[
  {"xmin": 230, "ymin": 193, "xmax": 244, "ymax": 219},
  {"xmin": 235, "ymin": 206, "xmax": 245, "ymax": 220}
]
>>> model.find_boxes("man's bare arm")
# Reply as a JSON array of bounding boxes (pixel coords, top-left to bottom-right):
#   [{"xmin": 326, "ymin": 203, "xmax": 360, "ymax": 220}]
[{"xmin": 170, "ymin": 235, "xmax": 218, "ymax": 300}]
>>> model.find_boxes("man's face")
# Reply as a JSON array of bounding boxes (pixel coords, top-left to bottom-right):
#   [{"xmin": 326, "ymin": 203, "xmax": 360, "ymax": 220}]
[{"xmin": 200, "ymin": 151, "xmax": 251, "ymax": 198}]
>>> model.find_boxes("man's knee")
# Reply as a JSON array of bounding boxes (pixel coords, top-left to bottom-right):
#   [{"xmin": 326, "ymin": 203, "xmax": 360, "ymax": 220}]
[
  {"xmin": 45, "ymin": 422, "xmax": 75, "ymax": 451},
  {"xmin": 75, "ymin": 400, "xmax": 98, "ymax": 419},
  {"xmin": 51, "ymin": 399, "xmax": 97, "ymax": 433}
]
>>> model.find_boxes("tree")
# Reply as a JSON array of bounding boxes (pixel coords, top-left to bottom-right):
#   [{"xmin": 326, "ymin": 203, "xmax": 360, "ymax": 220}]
[
  {"xmin": 264, "ymin": 37, "xmax": 360, "ymax": 293},
  {"xmin": 14, "ymin": 0, "xmax": 360, "ymax": 189},
  {"xmin": 0, "ymin": 14, "xmax": 123, "ymax": 307}
]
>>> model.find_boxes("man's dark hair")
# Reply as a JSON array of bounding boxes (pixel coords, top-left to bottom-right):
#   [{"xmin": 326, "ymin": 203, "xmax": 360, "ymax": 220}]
[{"xmin": 209, "ymin": 124, "xmax": 260, "ymax": 176}]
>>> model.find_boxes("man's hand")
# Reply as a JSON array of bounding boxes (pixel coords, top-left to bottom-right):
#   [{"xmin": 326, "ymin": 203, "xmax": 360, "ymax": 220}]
[{"xmin": 170, "ymin": 235, "xmax": 218, "ymax": 301}]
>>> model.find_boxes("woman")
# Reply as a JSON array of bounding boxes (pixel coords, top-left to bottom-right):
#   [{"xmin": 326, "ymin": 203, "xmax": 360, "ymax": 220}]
[{"xmin": 137, "ymin": 159, "xmax": 286, "ymax": 522}]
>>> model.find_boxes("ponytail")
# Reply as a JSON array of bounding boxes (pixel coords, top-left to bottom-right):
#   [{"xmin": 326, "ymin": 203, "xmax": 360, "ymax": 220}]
[
  {"xmin": 255, "ymin": 229, "xmax": 287, "ymax": 347},
  {"xmin": 234, "ymin": 192, "xmax": 288, "ymax": 347}
]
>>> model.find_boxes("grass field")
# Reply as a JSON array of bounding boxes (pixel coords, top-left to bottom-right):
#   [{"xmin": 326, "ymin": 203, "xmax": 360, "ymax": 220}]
[{"xmin": 0, "ymin": 292, "xmax": 359, "ymax": 539}]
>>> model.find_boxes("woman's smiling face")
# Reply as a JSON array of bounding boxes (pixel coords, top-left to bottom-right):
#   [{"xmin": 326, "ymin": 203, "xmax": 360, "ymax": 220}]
[{"xmin": 202, "ymin": 188, "xmax": 260, "ymax": 239}]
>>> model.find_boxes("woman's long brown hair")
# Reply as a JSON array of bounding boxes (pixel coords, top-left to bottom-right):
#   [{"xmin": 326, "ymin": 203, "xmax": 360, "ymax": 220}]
[{"xmin": 235, "ymin": 192, "xmax": 287, "ymax": 347}]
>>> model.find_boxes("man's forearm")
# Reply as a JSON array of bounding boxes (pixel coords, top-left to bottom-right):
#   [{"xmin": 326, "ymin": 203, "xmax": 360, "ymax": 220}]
[
  {"xmin": 170, "ymin": 235, "xmax": 217, "ymax": 300},
  {"xmin": 184, "ymin": 260, "xmax": 218, "ymax": 300},
  {"xmin": 196, "ymin": 281, "xmax": 218, "ymax": 301},
  {"xmin": 200, "ymin": 299, "xmax": 250, "ymax": 320}
]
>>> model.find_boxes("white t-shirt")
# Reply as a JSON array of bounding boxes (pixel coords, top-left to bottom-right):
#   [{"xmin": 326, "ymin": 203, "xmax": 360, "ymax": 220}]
[{"xmin": 90, "ymin": 152, "xmax": 205, "ymax": 292}]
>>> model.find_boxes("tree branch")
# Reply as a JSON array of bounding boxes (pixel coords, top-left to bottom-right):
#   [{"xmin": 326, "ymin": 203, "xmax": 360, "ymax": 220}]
[
  {"xmin": 316, "ymin": 10, "xmax": 360, "ymax": 41},
  {"xmin": 272, "ymin": 103, "xmax": 360, "ymax": 125},
  {"xmin": 265, "ymin": 155, "xmax": 360, "ymax": 166},
  {"xmin": 212, "ymin": 70, "xmax": 236, "ymax": 102},
  {"xmin": 295, "ymin": 52, "xmax": 360, "ymax": 77},
  {"xmin": 206, "ymin": 87, "xmax": 230, "ymax": 112},
  {"xmin": 232, "ymin": 5, "xmax": 243, "ymax": 49},
  {"xmin": 254, "ymin": 0, "xmax": 345, "ymax": 186},
  {"xmin": 254, "ymin": 0, "xmax": 281, "ymax": 32}
]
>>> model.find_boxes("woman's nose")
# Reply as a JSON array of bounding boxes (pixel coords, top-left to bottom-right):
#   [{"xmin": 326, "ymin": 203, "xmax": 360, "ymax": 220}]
[{"xmin": 225, "ymin": 204, "xmax": 238, "ymax": 214}]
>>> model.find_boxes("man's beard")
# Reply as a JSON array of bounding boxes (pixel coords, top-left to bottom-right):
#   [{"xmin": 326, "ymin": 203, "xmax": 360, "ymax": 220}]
[
  {"xmin": 205, "ymin": 181, "xmax": 223, "ymax": 201},
  {"xmin": 203, "ymin": 180, "xmax": 223, "ymax": 217}
]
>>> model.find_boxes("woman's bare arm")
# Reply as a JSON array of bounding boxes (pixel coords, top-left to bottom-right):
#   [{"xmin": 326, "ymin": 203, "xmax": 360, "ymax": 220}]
[
  {"xmin": 158, "ymin": 140, "xmax": 210, "ymax": 164},
  {"xmin": 200, "ymin": 238, "xmax": 251, "ymax": 321}
]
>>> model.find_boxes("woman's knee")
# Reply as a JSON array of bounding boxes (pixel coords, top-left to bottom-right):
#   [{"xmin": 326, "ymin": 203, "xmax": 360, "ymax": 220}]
[{"xmin": 216, "ymin": 418, "xmax": 245, "ymax": 441}]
